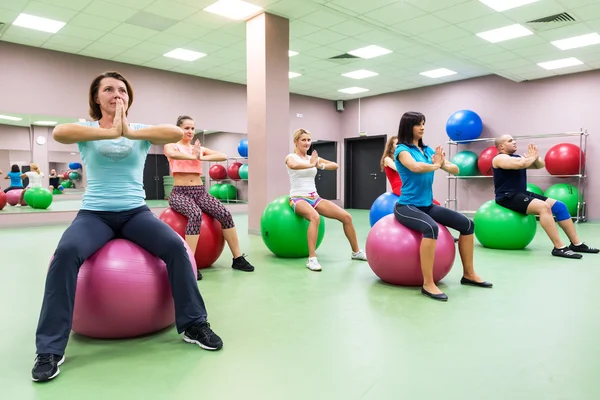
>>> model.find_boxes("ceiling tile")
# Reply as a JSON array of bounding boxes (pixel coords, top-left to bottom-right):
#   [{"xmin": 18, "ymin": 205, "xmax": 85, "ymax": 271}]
[
  {"xmin": 147, "ymin": 32, "xmax": 191, "ymax": 47},
  {"xmin": 417, "ymin": 25, "xmax": 472, "ymax": 44},
  {"xmin": 21, "ymin": 1, "xmax": 79, "ymax": 22},
  {"xmin": 209, "ymin": 46, "xmax": 245, "ymax": 60},
  {"xmin": 199, "ymin": 31, "xmax": 243, "ymax": 47},
  {"xmin": 289, "ymin": 38, "xmax": 322, "ymax": 52},
  {"xmin": 502, "ymin": 0, "xmax": 566, "ymax": 24},
  {"xmin": 142, "ymin": 55, "xmax": 187, "ymax": 69},
  {"xmin": 570, "ymin": 3, "xmax": 600, "ymax": 22},
  {"xmin": 496, "ymin": 34, "xmax": 548, "ymax": 50},
  {"xmin": 328, "ymin": 20, "xmax": 373, "ymax": 36},
  {"xmin": 303, "ymin": 45, "xmax": 345, "ymax": 59},
  {"xmin": 0, "ymin": 34, "xmax": 47, "ymax": 47},
  {"xmin": 434, "ymin": 35, "xmax": 486, "ymax": 52},
  {"xmin": 97, "ymin": 32, "xmax": 143, "ymax": 48},
  {"xmin": 404, "ymin": 0, "xmax": 471, "ymax": 13},
  {"xmin": 184, "ymin": 10, "xmax": 230, "ymax": 30},
  {"xmin": 290, "ymin": 20, "xmax": 322, "ymax": 37},
  {"xmin": 131, "ymin": 40, "xmax": 175, "ymax": 55},
  {"xmin": 103, "ymin": 0, "xmax": 155, "ymax": 10},
  {"xmin": 79, "ymin": 42, "xmax": 129, "ymax": 58},
  {"xmin": 41, "ymin": 42, "xmax": 86, "ymax": 53},
  {"xmin": 327, "ymin": 37, "xmax": 373, "ymax": 53},
  {"xmin": 433, "ymin": 1, "xmax": 494, "ymax": 24},
  {"xmin": 267, "ymin": 0, "xmax": 320, "ymax": 19},
  {"xmin": 69, "ymin": 13, "xmax": 121, "ymax": 32},
  {"xmin": 394, "ymin": 15, "xmax": 450, "ymax": 36},
  {"xmin": 301, "ymin": 29, "xmax": 347, "ymax": 45},
  {"xmin": 56, "ymin": 24, "xmax": 107, "ymax": 40},
  {"xmin": 1, "ymin": 0, "xmax": 30, "ymax": 13},
  {"xmin": 360, "ymin": 2, "xmax": 426, "ymax": 26},
  {"xmin": 81, "ymin": 1, "xmax": 139, "ymax": 23},
  {"xmin": 0, "ymin": 7, "xmax": 21, "ymax": 23},
  {"xmin": 143, "ymin": 0, "xmax": 198, "ymax": 21},
  {"xmin": 325, "ymin": 0, "xmax": 398, "ymax": 15},
  {"xmin": 477, "ymin": 50, "xmax": 520, "ymax": 64},
  {"xmin": 458, "ymin": 13, "xmax": 516, "ymax": 34},
  {"xmin": 299, "ymin": 9, "xmax": 348, "ymax": 29},
  {"xmin": 535, "ymin": 22, "xmax": 595, "ymax": 41},
  {"xmin": 111, "ymin": 48, "xmax": 157, "ymax": 63},
  {"xmin": 493, "ymin": 58, "xmax": 535, "ymax": 70},
  {"xmin": 3, "ymin": 25, "xmax": 53, "ymax": 41},
  {"xmin": 111, "ymin": 23, "xmax": 159, "ymax": 40},
  {"xmin": 44, "ymin": 33, "xmax": 93, "ymax": 49}
]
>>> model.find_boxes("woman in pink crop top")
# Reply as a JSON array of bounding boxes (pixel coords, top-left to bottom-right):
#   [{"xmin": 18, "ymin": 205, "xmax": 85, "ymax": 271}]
[
  {"xmin": 380, "ymin": 136, "xmax": 402, "ymax": 196},
  {"xmin": 163, "ymin": 115, "xmax": 255, "ymax": 278}
]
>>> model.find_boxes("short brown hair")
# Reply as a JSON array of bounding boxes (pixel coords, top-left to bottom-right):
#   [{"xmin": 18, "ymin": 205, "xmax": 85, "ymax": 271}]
[{"xmin": 88, "ymin": 71, "xmax": 134, "ymax": 120}]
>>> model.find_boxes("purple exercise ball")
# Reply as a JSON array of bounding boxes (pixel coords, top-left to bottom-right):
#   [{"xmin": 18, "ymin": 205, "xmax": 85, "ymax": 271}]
[
  {"xmin": 71, "ymin": 238, "xmax": 197, "ymax": 339},
  {"xmin": 366, "ymin": 214, "xmax": 456, "ymax": 286}
]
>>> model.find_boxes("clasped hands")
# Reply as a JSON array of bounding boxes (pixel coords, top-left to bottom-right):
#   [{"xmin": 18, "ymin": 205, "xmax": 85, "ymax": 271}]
[
  {"xmin": 108, "ymin": 98, "xmax": 131, "ymax": 139},
  {"xmin": 523, "ymin": 143, "xmax": 539, "ymax": 160},
  {"xmin": 432, "ymin": 145, "xmax": 446, "ymax": 169}
]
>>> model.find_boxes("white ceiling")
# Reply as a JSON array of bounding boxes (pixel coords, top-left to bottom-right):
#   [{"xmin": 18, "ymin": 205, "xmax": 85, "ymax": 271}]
[{"xmin": 2, "ymin": 0, "xmax": 600, "ymax": 100}]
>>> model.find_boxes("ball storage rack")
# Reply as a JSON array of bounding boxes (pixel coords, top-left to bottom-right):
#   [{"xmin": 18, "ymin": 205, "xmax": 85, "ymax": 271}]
[{"xmin": 444, "ymin": 129, "xmax": 588, "ymax": 223}]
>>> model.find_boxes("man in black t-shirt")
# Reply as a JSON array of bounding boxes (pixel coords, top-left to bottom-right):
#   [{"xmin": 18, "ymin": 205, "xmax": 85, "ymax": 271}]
[{"xmin": 491, "ymin": 134, "xmax": 597, "ymax": 259}]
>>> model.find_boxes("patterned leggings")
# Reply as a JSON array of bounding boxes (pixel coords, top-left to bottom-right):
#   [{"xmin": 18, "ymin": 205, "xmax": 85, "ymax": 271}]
[{"xmin": 169, "ymin": 185, "xmax": 235, "ymax": 235}]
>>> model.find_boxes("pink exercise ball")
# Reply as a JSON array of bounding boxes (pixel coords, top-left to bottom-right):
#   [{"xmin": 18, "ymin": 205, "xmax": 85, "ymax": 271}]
[
  {"xmin": 71, "ymin": 238, "xmax": 197, "ymax": 339},
  {"xmin": 6, "ymin": 189, "xmax": 27, "ymax": 206},
  {"xmin": 366, "ymin": 214, "xmax": 456, "ymax": 286}
]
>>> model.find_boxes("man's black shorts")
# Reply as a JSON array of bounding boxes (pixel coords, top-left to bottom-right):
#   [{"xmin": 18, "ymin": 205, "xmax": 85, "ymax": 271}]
[{"xmin": 495, "ymin": 191, "xmax": 548, "ymax": 215}]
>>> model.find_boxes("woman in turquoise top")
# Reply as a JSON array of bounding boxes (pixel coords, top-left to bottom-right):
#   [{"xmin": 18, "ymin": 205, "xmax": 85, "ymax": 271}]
[
  {"xmin": 31, "ymin": 71, "xmax": 223, "ymax": 383},
  {"xmin": 394, "ymin": 111, "xmax": 492, "ymax": 301},
  {"xmin": 2, "ymin": 164, "xmax": 24, "ymax": 192}
]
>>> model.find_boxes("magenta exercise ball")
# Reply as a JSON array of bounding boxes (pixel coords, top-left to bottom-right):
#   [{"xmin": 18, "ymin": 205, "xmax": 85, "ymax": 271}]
[
  {"xmin": 71, "ymin": 238, "xmax": 197, "ymax": 339},
  {"xmin": 366, "ymin": 214, "xmax": 456, "ymax": 286},
  {"xmin": 6, "ymin": 189, "xmax": 26, "ymax": 206}
]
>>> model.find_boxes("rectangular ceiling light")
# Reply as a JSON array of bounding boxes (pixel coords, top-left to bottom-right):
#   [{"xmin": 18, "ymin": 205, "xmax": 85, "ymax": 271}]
[
  {"xmin": 12, "ymin": 13, "xmax": 66, "ymax": 33},
  {"xmin": 420, "ymin": 68, "xmax": 457, "ymax": 78},
  {"xmin": 204, "ymin": 0, "xmax": 263, "ymax": 20},
  {"xmin": 537, "ymin": 57, "xmax": 584, "ymax": 70},
  {"xmin": 347, "ymin": 45, "xmax": 392, "ymax": 59},
  {"xmin": 289, "ymin": 72, "xmax": 301, "ymax": 78},
  {"xmin": 288, "ymin": 50, "xmax": 298, "ymax": 57},
  {"xmin": 33, "ymin": 121, "xmax": 57, "ymax": 126},
  {"xmin": 342, "ymin": 70, "xmax": 378, "ymax": 79},
  {"xmin": 338, "ymin": 87, "xmax": 369, "ymax": 94},
  {"xmin": 476, "ymin": 24, "xmax": 533, "ymax": 43},
  {"xmin": 164, "ymin": 48, "xmax": 206, "ymax": 61},
  {"xmin": 0, "ymin": 115, "xmax": 23, "ymax": 121},
  {"xmin": 551, "ymin": 33, "xmax": 600, "ymax": 50},
  {"xmin": 479, "ymin": 0, "xmax": 540, "ymax": 12}
]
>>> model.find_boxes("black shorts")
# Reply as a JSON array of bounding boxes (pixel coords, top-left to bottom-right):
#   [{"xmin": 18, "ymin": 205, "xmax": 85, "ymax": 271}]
[{"xmin": 495, "ymin": 191, "xmax": 548, "ymax": 215}]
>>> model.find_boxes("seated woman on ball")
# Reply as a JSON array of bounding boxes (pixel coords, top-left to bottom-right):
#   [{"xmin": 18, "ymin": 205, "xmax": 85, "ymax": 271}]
[
  {"xmin": 2, "ymin": 164, "xmax": 24, "ymax": 193},
  {"xmin": 492, "ymin": 135, "xmax": 598, "ymax": 259},
  {"xmin": 31, "ymin": 71, "xmax": 223, "ymax": 384},
  {"xmin": 163, "ymin": 115, "xmax": 255, "ymax": 279},
  {"xmin": 286, "ymin": 128, "xmax": 367, "ymax": 271},
  {"xmin": 394, "ymin": 111, "xmax": 492, "ymax": 301},
  {"xmin": 380, "ymin": 136, "xmax": 402, "ymax": 196},
  {"xmin": 18, "ymin": 163, "xmax": 45, "ymax": 205}
]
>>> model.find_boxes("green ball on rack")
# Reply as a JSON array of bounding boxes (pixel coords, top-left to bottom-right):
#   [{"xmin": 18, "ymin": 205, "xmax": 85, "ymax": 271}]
[
  {"xmin": 526, "ymin": 183, "xmax": 544, "ymax": 196},
  {"xmin": 544, "ymin": 183, "xmax": 580, "ymax": 216},
  {"xmin": 239, "ymin": 164, "xmax": 248, "ymax": 180},
  {"xmin": 451, "ymin": 150, "xmax": 479, "ymax": 176},
  {"xmin": 219, "ymin": 184, "xmax": 237, "ymax": 201},
  {"xmin": 209, "ymin": 183, "xmax": 223, "ymax": 199}
]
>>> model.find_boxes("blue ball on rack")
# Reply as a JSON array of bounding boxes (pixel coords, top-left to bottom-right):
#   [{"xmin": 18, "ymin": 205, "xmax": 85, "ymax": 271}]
[
  {"xmin": 238, "ymin": 138, "xmax": 248, "ymax": 158},
  {"xmin": 446, "ymin": 110, "xmax": 483, "ymax": 142}
]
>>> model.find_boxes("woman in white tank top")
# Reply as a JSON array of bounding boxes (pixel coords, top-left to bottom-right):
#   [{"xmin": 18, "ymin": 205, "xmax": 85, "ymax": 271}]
[
  {"xmin": 19, "ymin": 163, "xmax": 45, "ymax": 205},
  {"xmin": 285, "ymin": 128, "xmax": 368, "ymax": 271}
]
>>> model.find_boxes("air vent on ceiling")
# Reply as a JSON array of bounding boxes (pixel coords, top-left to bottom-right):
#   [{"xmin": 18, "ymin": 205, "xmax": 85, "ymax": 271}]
[
  {"xmin": 328, "ymin": 53, "xmax": 360, "ymax": 64},
  {"xmin": 526, "ymin": 12, "xmax": 577, "ymax": 31}
]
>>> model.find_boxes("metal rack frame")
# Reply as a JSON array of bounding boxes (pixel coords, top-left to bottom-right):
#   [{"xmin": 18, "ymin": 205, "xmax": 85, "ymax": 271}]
[
  {"xmin": 207, "ymin": 157, "xmax": 248, "ymax": 204},
  {"xmin": 445, "ymin": 130, "xmax": 588, "ymax": 223}
]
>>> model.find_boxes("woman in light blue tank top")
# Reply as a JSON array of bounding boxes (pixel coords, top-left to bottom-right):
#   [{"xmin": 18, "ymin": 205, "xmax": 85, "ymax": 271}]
[
  {"xmin": 31, "ymin": 71, "xmax": 223, "ymax": 383},
  {"xmin": 393, "ymin": 111, "xmax": 493, "ymax": 302},
  {"xmin": 2, "ymin": 164, "xmax": 24, "ymax": 193}
]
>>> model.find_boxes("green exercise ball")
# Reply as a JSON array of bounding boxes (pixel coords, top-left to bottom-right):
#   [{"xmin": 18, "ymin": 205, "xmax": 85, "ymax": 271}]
[
  {"xmin": 451, "ymin": 150, "xmax": 479, "ymax": 176},
  {"xmin": 24, "ymin": 187, "xmax": 53, "ymax": 210},
  {"xmin": 474, "ymin": 200, "xmax": 536, "ymax": 250},
  {"xmin": 239, "ymin": 164, "xmax": 248, "ymax": 180},
  {"xmin": 526, "ymin": 183, "xmax": 544, "ymax": 196},
  {"xmin": 69, "ymin": 172, "xmax": 80, "ymax": 180},
  {"xmin": 544, "ymin": 183, "xmax": 580, "ymax": 216},
  {"xmin": 219, "ymin": 183, "xmax": 237, "ymax": 200},
  {"xmin": 260, "ymin": 195, "xmax": 325, "ymax": 258},
  {"xmin": 209, "ymin": 184, "xmax": 222, "ymax": 199}
]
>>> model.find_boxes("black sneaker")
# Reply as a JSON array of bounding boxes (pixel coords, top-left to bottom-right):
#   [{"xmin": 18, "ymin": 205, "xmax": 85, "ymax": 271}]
[
  {"xmin": 232, "ymin": 254, "xmax": 254, "ymax": 272},
  {"xmin": 569, "ymin": 243, "xmax": 600, "ymax": 254},
  {"xmin": 32, "ymin": 353, "xmax": 65, "ymax": 382},
  {"xmin": 183, "ymin": 321, "xmax": 223, "ymax": 350},
  {"xmin": 552, "ymin": 247, "xmax": 583, "ymax": 259}
]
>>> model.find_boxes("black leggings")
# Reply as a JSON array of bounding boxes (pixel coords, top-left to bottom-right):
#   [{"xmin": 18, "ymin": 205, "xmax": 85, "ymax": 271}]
[
  {"xmin": 394, "ymin": 204, "xmax": 474, "ymax": 239},
  {"xmin": 35, "ymin": 205, "xmax": 208, "ymax": 356}
]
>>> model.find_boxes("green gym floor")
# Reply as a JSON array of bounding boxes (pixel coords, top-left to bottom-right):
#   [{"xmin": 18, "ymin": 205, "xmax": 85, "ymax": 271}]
[{"xmin": 2, "ymin": 210, "xmax": 599, "ymax": 399}]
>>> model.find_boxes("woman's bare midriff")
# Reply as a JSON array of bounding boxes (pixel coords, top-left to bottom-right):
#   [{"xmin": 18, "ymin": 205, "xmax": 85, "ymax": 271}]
[{"xmin": 173, "ymin": 172, "xmax": 203, "ymax": 186}]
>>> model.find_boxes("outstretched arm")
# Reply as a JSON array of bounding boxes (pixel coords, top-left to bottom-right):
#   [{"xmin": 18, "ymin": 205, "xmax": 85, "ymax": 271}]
[
  {"xmin": 398, "ymin": 151, "xmax": 442, "ymax": 173},
  {"xmin": 163, "ymin": 143, "xmax": 198, "ymax": 160}
]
